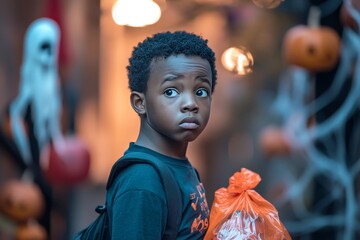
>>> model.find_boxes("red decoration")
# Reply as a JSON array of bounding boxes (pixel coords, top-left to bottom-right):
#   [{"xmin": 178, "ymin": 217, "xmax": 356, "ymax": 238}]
[
  {"xmin": 41, "ymin": 136, "xmax": 90, "ymax": 186},
  {"xmin": 44, "ymin": 0, "xmax": 69, "ymax": 68}
]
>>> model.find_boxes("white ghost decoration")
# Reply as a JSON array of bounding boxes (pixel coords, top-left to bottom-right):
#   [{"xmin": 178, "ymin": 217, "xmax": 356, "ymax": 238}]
[{"xmin": 10, "ymin": 18, "xmax": 63, "ymax": 165}]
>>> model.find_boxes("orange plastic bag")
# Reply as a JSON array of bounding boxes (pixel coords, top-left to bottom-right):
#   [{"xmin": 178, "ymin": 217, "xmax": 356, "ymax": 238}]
[{"xmin": 205, "ymin": 168, "xmax": 291, "ymax": 240}]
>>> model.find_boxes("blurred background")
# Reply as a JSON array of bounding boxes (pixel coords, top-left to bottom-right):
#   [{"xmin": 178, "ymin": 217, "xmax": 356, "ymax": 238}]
[{"xmin": 0, "ymin": 0, "xmax": 359, "ymax": 239}]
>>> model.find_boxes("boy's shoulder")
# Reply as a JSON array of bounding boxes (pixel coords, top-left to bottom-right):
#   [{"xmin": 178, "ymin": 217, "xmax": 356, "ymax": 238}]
[
  {"xmin": 107, "ymin": 150, "xmax": 173, "ymax": 198},
  {"xmin": 107, "ymin": 150, "xmax": 183, "ymax": 239},
  {"xmin": 112, "ymin": 160, "xmax": 164, "ymax": 192}
]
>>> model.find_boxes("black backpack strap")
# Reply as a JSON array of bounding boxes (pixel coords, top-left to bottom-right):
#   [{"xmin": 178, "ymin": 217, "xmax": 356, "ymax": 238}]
[
  {"xmin": 106, "ymin": 152, "xmax": 182, "ymax": 240},
  {"xmin": 194, "ymin": 168, "xmax": 201, "ymax": 182}
]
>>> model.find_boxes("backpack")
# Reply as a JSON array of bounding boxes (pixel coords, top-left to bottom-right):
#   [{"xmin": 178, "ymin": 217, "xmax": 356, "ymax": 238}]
[{"xmin": 73, "ymin": 152, "xmax": 183, "ymax": 240}]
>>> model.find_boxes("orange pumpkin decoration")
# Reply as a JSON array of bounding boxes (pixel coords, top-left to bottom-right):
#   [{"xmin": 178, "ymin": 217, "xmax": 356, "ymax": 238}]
[
  {"xmin": 283, "ymin": 25, "xmax": 341, "ymax": 72},
  {"xmin": 259, "ymin": 126, "xmax": 291, "ymax": 157},
  {"xmin": 0, "ymin": 180, "xmax": 44, "ymax": 222},
  {"xmin": 16, "ymin": 221, "xmax": 47, "ymax": 240}
]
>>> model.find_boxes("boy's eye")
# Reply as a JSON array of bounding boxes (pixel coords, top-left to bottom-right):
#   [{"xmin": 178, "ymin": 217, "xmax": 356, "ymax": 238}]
[
  {"xmin": 196, "ymin": 88, "xmax": 209, "ymax": 97},
  {"xmin": 164, "ymin": 88, "xmax": 178, "ymax": 97}
]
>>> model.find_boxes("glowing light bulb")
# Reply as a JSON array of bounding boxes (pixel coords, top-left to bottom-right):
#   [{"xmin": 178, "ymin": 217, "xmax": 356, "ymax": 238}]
[
  {"xmin": 252, "ymin": 0, "xmax": 284, "ymax": 9},
  {"xmin": 112, "ymin": 0, "xmax": 161, "ymax": 27},
  {"xmin": 221, "ymin": 47, "xmax": 254, "ymax": 75}
]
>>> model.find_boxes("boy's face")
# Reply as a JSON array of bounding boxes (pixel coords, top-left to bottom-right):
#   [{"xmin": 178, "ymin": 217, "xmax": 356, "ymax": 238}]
[{"xmin": 143, "ymin": 54, "xmax": 213, "ymax": 144}]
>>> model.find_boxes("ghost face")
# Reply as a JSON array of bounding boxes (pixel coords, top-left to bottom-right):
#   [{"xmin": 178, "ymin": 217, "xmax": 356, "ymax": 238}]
[{"xmin": 24, "ymin": 18, "xmax": 60, "ymax": 69}]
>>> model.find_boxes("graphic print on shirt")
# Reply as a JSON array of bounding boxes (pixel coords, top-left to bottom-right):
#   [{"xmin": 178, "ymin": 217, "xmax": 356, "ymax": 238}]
[{"xmin": 190, "ymin": 183, "xmax": 209, "ymax": 233}]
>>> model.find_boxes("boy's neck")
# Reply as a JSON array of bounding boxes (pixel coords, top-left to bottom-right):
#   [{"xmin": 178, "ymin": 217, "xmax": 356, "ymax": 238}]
[{"xmin": 135, "ymin": 134, "xmax": 188, "ymax": 159}]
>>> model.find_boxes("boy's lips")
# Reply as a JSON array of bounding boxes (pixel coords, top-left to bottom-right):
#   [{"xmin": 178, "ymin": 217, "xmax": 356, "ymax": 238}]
[{"xmin": 179, "ymin": 117, "xmax": 200, "ymax": 129}]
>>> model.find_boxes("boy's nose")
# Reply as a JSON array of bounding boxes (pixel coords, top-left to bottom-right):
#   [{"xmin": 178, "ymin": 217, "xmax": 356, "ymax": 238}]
[{"xmin": 181, "ymin": 94, "xmax": 199, "ymax": 112}]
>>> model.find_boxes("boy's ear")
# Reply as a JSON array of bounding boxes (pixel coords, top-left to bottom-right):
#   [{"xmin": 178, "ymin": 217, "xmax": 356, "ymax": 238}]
[{"xmin": 130, "ymin": 91, "xmax": 146, "ymax": 115}]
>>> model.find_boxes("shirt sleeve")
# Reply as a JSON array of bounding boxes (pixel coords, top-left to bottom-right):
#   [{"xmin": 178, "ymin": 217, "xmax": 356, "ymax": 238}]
[
  {"xmin": 111, "ymin": 190, "xmax": 167, "ymax": 240},
  {"xmin": 109, "ymin": 163, "xmax": 168, "ymax": 240}
]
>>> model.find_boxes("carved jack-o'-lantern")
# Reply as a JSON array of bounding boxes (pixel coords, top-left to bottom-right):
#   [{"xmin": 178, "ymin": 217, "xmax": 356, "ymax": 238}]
[
  {"xmin": 16, "ymin": 221, "xmax": 47, "ymax": 240},
  {"xmin": 0, "ymin": 180, "xmax": 44, "ymax": 222},
  {"xmin": 259, "ymin": 126, "xmax": 291, "ymax": 157},
  {"xmin": 283, "ymin": 25, "xmax": 341, "ymax": 72}
]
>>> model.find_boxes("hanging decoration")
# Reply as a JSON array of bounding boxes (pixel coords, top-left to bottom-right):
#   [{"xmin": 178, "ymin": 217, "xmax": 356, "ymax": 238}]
[
  {"xmin": 221, "ymin": 47, "xmax": 254, "ymax": 75},
  {"xmin": 112, "ymin": 0, "xmax": 161, "ymax": 27}
]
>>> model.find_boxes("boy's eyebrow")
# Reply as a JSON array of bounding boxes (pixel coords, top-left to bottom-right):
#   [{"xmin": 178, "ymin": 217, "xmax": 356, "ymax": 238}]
[
  {"xmin": 162, "ymin": 73, "xmax": 183, "ymax": 83},
  {"xmin": 161, "ymin": 73, "xmax": 212, "ymax": 87},
  {"xmin": 196, "ymin": 75, "xmax": 212, "ymax": 85}
]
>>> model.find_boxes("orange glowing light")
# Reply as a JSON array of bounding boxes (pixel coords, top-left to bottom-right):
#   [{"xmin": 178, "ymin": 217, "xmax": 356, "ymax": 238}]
[
  {"xmin": 221, "ymin": 47, "xmax": 254, "ymax": 75},
  {"xmin": 112, "ymin": 0, "xmax": 161, "ymax": 27}
]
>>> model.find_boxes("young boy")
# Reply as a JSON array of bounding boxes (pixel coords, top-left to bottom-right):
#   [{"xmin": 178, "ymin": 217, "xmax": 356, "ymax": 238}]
[{"xmin": 109, "ymin": 31, "xmax": 217, "ymax": 239}]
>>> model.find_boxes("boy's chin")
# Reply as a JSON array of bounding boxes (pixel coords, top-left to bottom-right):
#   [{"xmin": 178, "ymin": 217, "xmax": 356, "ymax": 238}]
[
  {"xmin": 184, "ymin": 134, "xmax": 201, "ymax": 142},
  {"xmin": 179, "ymin": 128, "xmax": 205, "ymax": 142}
]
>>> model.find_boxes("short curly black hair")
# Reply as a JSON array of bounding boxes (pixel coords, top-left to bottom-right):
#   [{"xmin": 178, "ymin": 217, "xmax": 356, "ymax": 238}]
[{"xmin": 127, "ymin": 31, "xmax": 217, "ymax": 93}]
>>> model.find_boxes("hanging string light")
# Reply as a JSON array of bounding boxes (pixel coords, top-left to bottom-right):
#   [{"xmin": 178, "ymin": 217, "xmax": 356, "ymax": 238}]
[
  {"xmin": 112, "ymin": 0, "xmax": 161, "ymax": 27},
  {"xmin": 221, "ymin": 47, "xmax": 254, "ymax": 75}
]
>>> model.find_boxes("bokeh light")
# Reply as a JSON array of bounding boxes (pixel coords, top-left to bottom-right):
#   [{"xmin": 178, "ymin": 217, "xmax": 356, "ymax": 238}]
[
  {"xmin": 228, "ymin": 132, "xmax": 254, "ymax": 163},
  {"xmin": 252, "ymin": 0, "xmax": 284, "ymax": 9},
  {"xmin": 112, "ymin": 0, "xmax": 161, "ymax": 27},
  {"xmin": 221, "ymin": 47, "xmax": 254, "ymax": 75}
]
